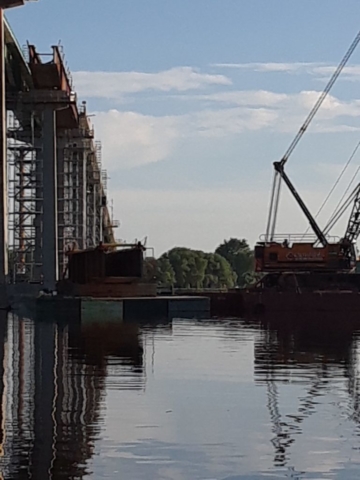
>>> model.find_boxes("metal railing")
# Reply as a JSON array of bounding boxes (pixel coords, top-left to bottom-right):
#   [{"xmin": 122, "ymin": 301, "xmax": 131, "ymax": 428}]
[{"xmin": 259, "ymin": 233, "xmax": 340, "ymax": 243}]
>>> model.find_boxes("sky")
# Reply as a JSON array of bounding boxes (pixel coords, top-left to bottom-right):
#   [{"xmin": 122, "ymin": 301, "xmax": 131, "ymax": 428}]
[{"xmin": 7, "ymin": 0, "xmax": 360, "ymax": 255}]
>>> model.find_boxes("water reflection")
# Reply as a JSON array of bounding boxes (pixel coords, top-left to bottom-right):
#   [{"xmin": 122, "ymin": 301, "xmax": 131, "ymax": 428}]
[
  {"xmin": 254, "ymin": 317, "xmax": 360, "ymax": 472},
  {"xmin": 0, "ymin": 314, "xmax": 147, "ymax": 479},
  {"xmin": 1, "ymin": 314, "xmax": 360, "ymax": 479}
]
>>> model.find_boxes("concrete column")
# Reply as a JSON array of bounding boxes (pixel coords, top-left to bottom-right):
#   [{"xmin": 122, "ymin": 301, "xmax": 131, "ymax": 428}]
[
  {"xmin": 42, "ymin": 107, "xmax": 58, "ymax": 291},
  {"xmin": 57, "ymin": 137, "xmax": 65, "ymax": 278},
  {"xmin": 0, "ymin": 10, "xmax": 8, "ymax": 290},
  {"xmin": 34, "ymin": 136, "xmax": 43, "ymax": 282}
]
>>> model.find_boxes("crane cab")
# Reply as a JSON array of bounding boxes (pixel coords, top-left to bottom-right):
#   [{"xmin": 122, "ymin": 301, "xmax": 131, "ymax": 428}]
[{"xmin": 255, "ymin": 238, "xmax": 353, "ymax": 273}]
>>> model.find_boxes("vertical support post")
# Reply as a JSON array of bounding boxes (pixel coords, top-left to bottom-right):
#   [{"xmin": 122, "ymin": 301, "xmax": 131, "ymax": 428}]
[
  {"xmin": 34, "ymin": 136, "xmax": 43, "ymax": 281},
  {"xmin": 92, "ymin": 184, "xmax": 96, "ymax": 244},
  {"xmin": 57, "ymin": 136, "xmax": 65, "ymax": 278},
  {"xmin": 79, "ymin": 151, "xmax": 86, "ymax": 249},
  {"xmin": 100, "ymin": 202, "xmax": 103, "ymax": 243},
  {"xmin": 42, "ymin": 107, "xmax": 58, "ymax": 291},
  {"xmin": 0, "ymin": 9, "xmax": 8, "ymax": 287},
  {"xmin": 72, "ymin": 151, "xmax": 78, "ymax": 245}
]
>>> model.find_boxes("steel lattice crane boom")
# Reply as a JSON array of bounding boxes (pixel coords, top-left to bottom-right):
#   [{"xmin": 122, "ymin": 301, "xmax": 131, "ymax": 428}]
[
  {"xmin": 256, "ymin": 28, "xmax": 360, "ymax": 274},
  {"xmin": 266, "ymin": 29, "xmax": 360, "ymax": 244},
  {"xmin": 344, "ymin": 185, "xmax": 360, "ymax": 244}
]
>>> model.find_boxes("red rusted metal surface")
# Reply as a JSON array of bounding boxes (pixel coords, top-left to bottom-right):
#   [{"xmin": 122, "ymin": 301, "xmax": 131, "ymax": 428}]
[
  {"xmin": 0, "ymin": 1, "xmax": 24, "ymax": 8},
  {"xmin": 59, "ymin": 244, "xmax": 155, "ymax": 298},
  {"xmin": 28, "ymin": 45, "xmax": 78, "ymax": 129},
  {"xmin": 67, "ymin": 248, "xmax": 105, "ymax": 284},
  {"xmin": 29, "ymin": 46, "xmax": 71, "ymax": 92},
  {"xmin": 106, "ymin": 248, "xmax": 143, "ymax": 278},
  {"xmin": 67, "ymin": 245, "xmax": 144, "ymax": 284}
]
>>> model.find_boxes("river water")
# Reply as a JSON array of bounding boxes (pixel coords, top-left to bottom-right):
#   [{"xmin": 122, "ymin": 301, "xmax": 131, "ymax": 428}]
[{"xmin": 0, "ymin": 313, "xmax": 360, "ymax": 479}]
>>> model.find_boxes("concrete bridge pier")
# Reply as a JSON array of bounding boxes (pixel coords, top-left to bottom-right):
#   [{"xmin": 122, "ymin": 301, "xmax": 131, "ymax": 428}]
[{"xmin": 42, "ymin": 107, "xmax": 59, "ymax": 292}]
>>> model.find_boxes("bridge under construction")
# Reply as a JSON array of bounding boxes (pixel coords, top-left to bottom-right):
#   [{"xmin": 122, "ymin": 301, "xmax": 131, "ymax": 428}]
[{"xmin": 0, "ymin": 3, "xmax": 119, "ymax": 305}]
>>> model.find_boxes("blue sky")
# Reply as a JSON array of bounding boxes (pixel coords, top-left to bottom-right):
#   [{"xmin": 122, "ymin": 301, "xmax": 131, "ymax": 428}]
[{"xmin": 7, "ymin": 1, "xmax": 360, "ymax": 254}]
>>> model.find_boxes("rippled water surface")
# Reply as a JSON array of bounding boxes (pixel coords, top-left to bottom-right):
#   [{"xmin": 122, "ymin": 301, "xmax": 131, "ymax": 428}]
[{"xmin": 1, "ymin": 313, "xmax": 360, "ymax": 479}]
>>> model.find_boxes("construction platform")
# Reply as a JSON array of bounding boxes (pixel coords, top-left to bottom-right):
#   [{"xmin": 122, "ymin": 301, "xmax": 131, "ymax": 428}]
[{"xmin": 33, "ymin": 295, "xmax": 210, "ymax": 322}]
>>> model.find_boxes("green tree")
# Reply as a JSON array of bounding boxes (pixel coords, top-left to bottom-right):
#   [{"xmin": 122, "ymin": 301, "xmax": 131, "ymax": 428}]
[
  {"xmin": 143, "ymin": 257, "xmax": 158, "ymax": 283},
  {"xmin": 166, "ymin": 248, "xmax": 207, "ymax": 288},
  {"xmin": 162, "ymin": 248, "xmax": 237, "ymax": 289},
  {"xmin": 145, "ymin": 241, "xmax": 253, "ymax": 290},
  {"xmin": 203, "ymin": 252, "xmax": 237, "ymax": 288},
  {"xmin": 157, "ymin": 256, "xmax": 176, "ymax": 286},
  {"xmin": 143, "ymin": 256, "xmax": 175, "ymax": 286},
  {"xmin": 215, "ymin": 238, "xmax": 255, "ymax": 287},
  {"xmin": 166, "ymin": 248, "xmax": 190, "ymax": 288}
]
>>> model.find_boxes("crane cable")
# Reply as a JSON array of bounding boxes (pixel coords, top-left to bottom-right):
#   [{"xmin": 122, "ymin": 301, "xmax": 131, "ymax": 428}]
[
  {"xmin": 302, "ymin": 138, "xmax": 360, "ymax": 238},
  {"xmin": 324, "ymin": 161, "xmax": 360, "ymax": 234},
  {"xmin": 323, "ymin": 183, "xmax": 359, "ymax": 235},
  {"xmin": 268, "ymin": 28, "xmax": 360, "ymax": 240},
  {"xmin": 282, "ymin": 29, "xmax": 360, "ymax": 167}
]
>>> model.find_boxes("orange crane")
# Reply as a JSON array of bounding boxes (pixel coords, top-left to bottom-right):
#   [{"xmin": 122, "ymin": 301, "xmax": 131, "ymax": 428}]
[{"xmin": 256, "ymin": 29, "xmax": 360, "ymax": 274}]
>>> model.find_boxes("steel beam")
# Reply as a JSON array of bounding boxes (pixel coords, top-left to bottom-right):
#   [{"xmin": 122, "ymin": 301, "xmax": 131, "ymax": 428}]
[{"xmin": 0, "ymin": 1, "xmax": 25, "ymax": 8}]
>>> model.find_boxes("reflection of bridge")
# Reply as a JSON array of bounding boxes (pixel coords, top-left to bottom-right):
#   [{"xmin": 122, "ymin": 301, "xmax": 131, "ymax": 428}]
[
  {"xmin": 0, "ymin": 9, "xmax": 119, "ymax": 300},
  {"xmin": 0, "ymin": 315, "xmax": 145, "ymax": 479}
]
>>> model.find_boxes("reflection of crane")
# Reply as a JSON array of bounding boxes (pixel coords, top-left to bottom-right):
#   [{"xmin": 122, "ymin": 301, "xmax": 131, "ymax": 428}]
[
  {"xmin": 266, "ymin": 371, "xmax": 328, "ymax": 467},
  {"xmin": 259, "ymin": 328, "xmax": 330, "ymax": 467},
  {"xmin": 256, "ymin": 29, "xmax": 360, "ymax": 275},
  {"xmin": 255, "ymin": 321, "xmax": 358, "ymax": 469}
]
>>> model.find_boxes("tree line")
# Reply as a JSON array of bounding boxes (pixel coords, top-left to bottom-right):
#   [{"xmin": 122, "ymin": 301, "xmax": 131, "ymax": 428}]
[{"xmin": 144, "ymin": 238, "xmax": 257, "ymax": 289}]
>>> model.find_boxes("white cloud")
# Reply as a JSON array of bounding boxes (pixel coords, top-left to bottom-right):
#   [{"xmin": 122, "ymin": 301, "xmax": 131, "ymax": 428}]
[
  {"xmin": 191, "ymin": 106, "xmax": 279, "ymax": 137},
  {"xmin": 197, "ymin": 89, "xmax": 289, "ymax": 107},
  {"xmin": 74, "ymin": 62, "xmax": 360, "ymax": 173},
  {"xmin": 192, "ymin": 90, "xmax": 360, "ymax": 134},
  {"xmin": 211, "ymin": 62, "xmax": 322, "ymax": 74},
  {"xmin": 199, "ymin": 89, "xmax": 360, "ymax": 113},
  {"xmin": 313, "ymin": 64, "xmax": 360, "ymax": 82},
  {"xmin": 212, "ymin": 61, "xmax": 360, "ymax": 82},
  {"xmin": 92, "ymin": 89, "xmax": 360, "ymax": 171},
  {"xmin": 93, "ymin": 110, "xmax": 179, "ymax": 170},
  {"xmin": 91, "ymin": 105, "xmax": 281, "ymax": 171},
  {"xmin": 73, "ymin": 67, "xmax": 231, "ymax": 99}
]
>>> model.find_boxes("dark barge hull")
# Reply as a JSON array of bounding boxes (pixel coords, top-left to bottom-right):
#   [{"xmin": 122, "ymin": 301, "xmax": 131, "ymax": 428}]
[
  {"xmin": 242, "ymin": 272, "xmax": 360, "ymax": 319},
  {"xmin": 206, "ymin": 290, "xmax": 360, "ymax": 319},
  {"xmin": 243, "ymin": 291, "xmax": 360, "ymax": 316},
  {"xmin": 180, "ymin": 273, "xmax": 360, "ymax": 318}
]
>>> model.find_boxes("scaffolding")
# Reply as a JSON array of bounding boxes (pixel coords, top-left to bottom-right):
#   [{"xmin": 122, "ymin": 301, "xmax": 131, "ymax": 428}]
[
  {"xmin": 7, "ymin": 100, "xmax": 118, "ymax": 283},
  {"xmin": 7, "ymin": 108, "xmax": 40, "ymax": 283},
  {"xmin": 6, "ymin": 41, "xmax": 118, "ymax": 285},
  {"xmin": 86, "ymin": 140, "xmax": 103, "ymax": 248},
  {"xmin": 58, "ymin": 136, "xmax": 86, "ymax": 277}
]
